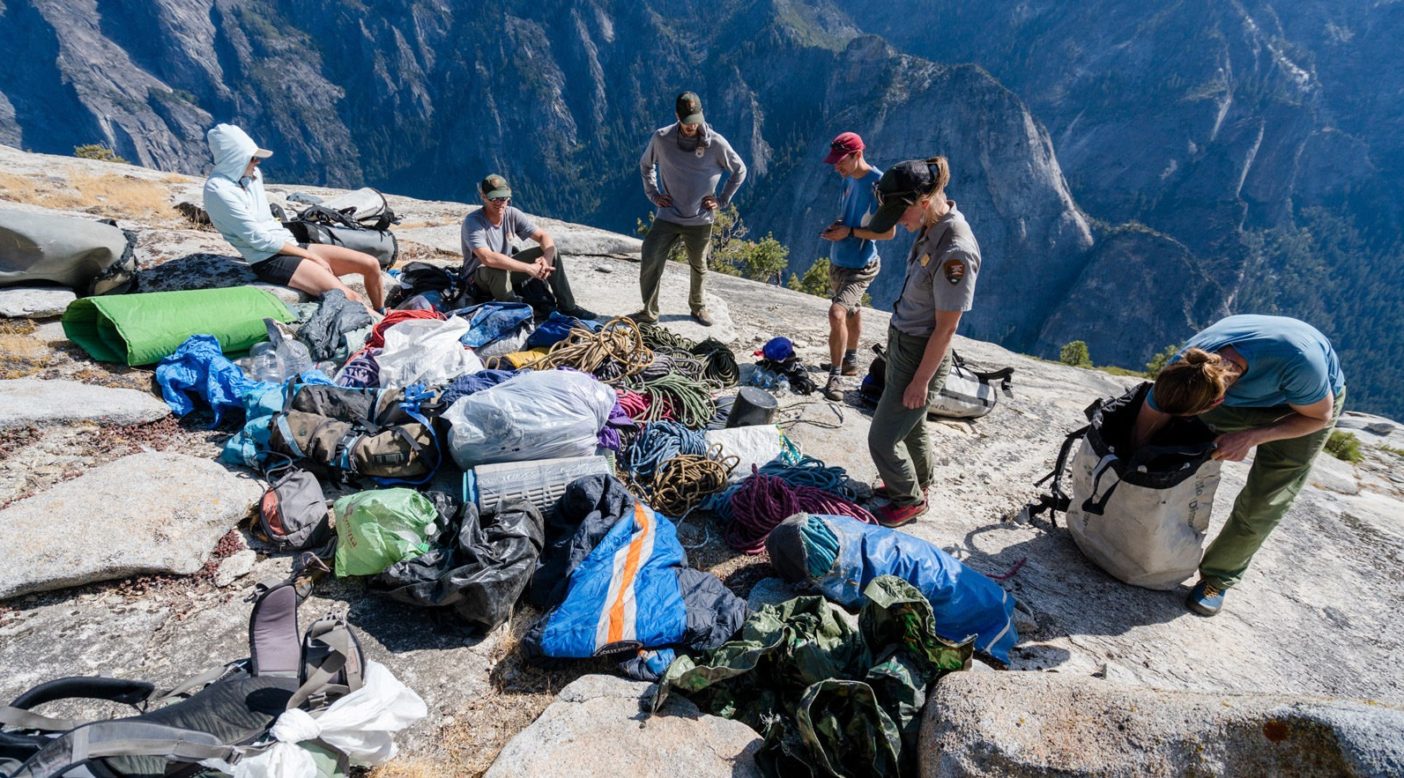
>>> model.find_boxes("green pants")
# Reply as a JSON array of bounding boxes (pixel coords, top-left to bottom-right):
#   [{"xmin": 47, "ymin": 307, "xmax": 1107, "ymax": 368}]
[
  {"xmin": 639, "ymin": 219, "xmax": 712, "ymax": 319},
  {"xmin": 475, "ymin": 252, "xmax": 578, "ymax": 312},
  {"xmin": 1197, "ymin": 389, "xmax": 1346, "ymax": 588},
  {"xmin": 867, "ymin": 326, "xmax": 953, "ymax": 506}
]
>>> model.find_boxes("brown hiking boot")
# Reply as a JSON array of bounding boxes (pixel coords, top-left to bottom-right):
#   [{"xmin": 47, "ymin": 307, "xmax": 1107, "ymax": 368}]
[
  {"xmin": 691, "ymin": 308, "xmax": 714, "ymax": 326},
  {"xmin": 823, "ymin": 373, "xmax": 844, "ymax": 401},
  {"xmin": 821, "ymin": 360, "xmax": 861, "ymax": 376},
  {"xmin": 628, "ymin": 309, "xmax": 658, "ymax": 324}
]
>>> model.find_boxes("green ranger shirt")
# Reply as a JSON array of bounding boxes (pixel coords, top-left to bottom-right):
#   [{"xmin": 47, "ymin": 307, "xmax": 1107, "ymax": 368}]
[{"xmin": 889, "ymin": 201, "xmax": 981, "ymax": 337}]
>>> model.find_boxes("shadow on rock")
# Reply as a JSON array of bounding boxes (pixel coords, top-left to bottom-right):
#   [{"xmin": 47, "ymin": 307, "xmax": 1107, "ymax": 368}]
[
  {"xmin": 138, "ymin": 253, "xmax": 257, "ymax": 293},
  {"xmin": 952, "ymin": 521, "xmax": 1186, "ymax": 646}
]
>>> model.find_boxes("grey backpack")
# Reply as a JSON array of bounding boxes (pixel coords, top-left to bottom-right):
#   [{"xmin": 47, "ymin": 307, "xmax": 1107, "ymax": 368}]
[
  {"xmin": 0, "ymin": 582, "xmax": 364, "ymax": 777},
  {"xmin": 258, "ymin": 459, "xmax": 335, "ymax": 552}
]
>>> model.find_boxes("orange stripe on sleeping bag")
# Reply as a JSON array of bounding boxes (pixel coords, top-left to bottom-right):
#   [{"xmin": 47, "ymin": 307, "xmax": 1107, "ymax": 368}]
[{"xmin": 607, "ymin": 503, "xmax": 652, "ymax": 644}]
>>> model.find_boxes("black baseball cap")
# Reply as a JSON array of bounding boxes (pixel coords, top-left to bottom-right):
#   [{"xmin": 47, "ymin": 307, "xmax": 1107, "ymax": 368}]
[
  {"xmin": 676, "ymin": 91, "xmax": 704, "ymax": 125},
  {"xmin": 867, "ymin": 160, "xmax": 940, "ymax": 233}
]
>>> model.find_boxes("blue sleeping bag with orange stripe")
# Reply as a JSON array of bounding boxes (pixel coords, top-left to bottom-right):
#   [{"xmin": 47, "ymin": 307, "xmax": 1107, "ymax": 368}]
[{"xmin": 523, "ymin": 475, "xmax": 747, "ymax": 677}]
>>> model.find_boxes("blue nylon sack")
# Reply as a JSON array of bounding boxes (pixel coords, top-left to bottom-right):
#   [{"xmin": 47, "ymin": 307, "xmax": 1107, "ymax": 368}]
[
  {"xmin": 525, "ymin": 310, "xmax": 601, "ymax": 349},
  {"xmin": 155, "ymin": 334, "xmax": 249, "ymax": 424},
  {"xmin": 220, "ymin": 370, "xmax": 333, "ymax": 468},
  {"xmin": 775, "ymin": 513, "xmax": 1019, "ymax": 664}
]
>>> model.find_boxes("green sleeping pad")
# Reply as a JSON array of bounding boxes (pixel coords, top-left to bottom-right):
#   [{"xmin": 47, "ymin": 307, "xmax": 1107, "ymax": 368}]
[{"xmin": 62, "ymin": 286, "xmax": 293, "ymax": 366}]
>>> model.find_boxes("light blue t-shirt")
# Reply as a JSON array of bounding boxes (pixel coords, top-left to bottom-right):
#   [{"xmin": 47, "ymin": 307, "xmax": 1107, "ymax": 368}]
[
  {"xmin": 1153, "ymin": 315, "xmax": 1344, "ymax": 410},
  {"xmin": 829, "ymin": 168, "xmax": 882, "ymax": 269}
]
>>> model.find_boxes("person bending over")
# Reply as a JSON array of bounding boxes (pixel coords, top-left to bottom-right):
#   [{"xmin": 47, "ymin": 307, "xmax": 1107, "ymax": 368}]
[
  {"xmin": 460, "ymin": 174, "xmax": 595, "ymax": 320},
  {"xmin": 863, "ymin": 157, "xmax": 982, "ymax": 528},
  {"xmin": 203, "ymin": 123, "xmax": 383, "ymax": 309},
  {"xmin": 1132, "ymin": 314, "xmax": 1345, "ymax": 617},
  {"xmin": 818, "ymin": 131, "xmax": 894, "ymax": 400}
]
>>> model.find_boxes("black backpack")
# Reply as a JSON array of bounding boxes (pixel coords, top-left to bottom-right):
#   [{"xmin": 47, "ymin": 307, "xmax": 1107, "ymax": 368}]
[{"xmin": 0, "ymin": 583, "xmax": 364, "ymax": 777}]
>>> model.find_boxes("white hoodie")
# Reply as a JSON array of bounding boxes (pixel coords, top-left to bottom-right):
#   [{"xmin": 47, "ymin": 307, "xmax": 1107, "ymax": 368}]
[{"xmin": 202, "ymin": 124, "xmax": 296, "ymax": 263}]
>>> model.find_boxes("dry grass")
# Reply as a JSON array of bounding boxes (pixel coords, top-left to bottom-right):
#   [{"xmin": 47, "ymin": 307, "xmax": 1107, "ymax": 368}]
[
  {"xmin": 0, "ymin": 320, "xmax": 59, "ymax": 379},
  {"xmin": 0, "ymin": 171, "xmax": 173, "ymax": 221}
]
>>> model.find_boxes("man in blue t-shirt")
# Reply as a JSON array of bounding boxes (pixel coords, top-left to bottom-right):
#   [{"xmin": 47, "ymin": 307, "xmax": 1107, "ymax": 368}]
[
  {"xmin": 1133, "ymin": 314, "xmax": 1346, "ymax": 616},
  {"xmin": 818, "ymin": 132, "xmax": 895, "ymax": 400}
]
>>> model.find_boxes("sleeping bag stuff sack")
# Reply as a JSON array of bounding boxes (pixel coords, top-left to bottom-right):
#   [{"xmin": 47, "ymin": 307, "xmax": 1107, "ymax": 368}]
[
  {"xmin": 63, "ymin": 286, "xmax": 293, "ymax": 366},
  {"xmin": 1029, "ymin": 382, "xmax": 1221, "ymax": 590},
  {"xmin": 0, "ymin": 207, "xmax": 137, "ymax": 295},
  {"xmin": 766, "ymin": 512, "xmax": 1018, "ymax": 664},
  {"xmin": 444, "ymin": 370, "xmax": 616, "ymax": 469}
]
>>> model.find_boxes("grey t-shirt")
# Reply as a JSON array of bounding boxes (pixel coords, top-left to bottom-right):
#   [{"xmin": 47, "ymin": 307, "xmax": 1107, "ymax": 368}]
[
  {"xmin": 890, "ymin": 202, "xmax": 981, "ymax": 337},
  {"xmin": 460, "ymin": 206, "xmax": 539, "ymax": 280}
]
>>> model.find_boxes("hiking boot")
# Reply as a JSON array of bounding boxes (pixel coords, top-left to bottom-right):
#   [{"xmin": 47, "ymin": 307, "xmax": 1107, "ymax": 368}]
[
  {"xmin": 875, "ymin": 499, "xmax": 927, "ymax": 528},
  {"xmin": 691, "ymin": 308, "xmax": 714, "ymax": 327},
  {"xmin": 1186, "ymin": 579, "xmax": 1226, "ymax": 617},
  {"xmin": 822, "ymin": 373, "xmax": 844, "ymax": 401},
  {"xmin": 562, "ymin": 306, "xmax": 599, "ymax": 320},
  {"xmin": 628, "ymin": 309, "xmax": 658, "ymax": 325},
  {"xmin": 820, "ymin": 360, "xmax": 861, "ymax": 376}
]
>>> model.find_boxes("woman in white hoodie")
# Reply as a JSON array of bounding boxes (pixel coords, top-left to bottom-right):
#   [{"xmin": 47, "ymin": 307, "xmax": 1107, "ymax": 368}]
[{"xmin": 202, "ymin": 124, "xmax": 384, "ymax": 309}]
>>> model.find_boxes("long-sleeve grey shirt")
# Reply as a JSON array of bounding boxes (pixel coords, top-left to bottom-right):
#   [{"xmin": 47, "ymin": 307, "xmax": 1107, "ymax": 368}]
[{"xmin": 639, "ymin": 123, "xmax": 748, "ymax": 227}]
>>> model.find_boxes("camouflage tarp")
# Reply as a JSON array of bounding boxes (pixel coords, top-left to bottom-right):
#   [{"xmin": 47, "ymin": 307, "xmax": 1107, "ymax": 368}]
[{"xmin": 655, "ymin": 575, "xmax": 972, "ymax": 776}]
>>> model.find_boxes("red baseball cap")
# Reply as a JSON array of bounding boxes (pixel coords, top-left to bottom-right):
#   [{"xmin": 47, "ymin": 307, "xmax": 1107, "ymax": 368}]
[{"xmin": 823, "ymin": 132, "xmax": 864, "ymax": 164}]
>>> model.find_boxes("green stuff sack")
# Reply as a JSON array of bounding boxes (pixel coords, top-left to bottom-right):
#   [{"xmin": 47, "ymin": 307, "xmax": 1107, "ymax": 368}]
[
  {"xmin": 333, "ymin": 488, "xmax": 438, "ymax": 577},
  {"xmin": 62, "ymin": 286, "xmax": 293, "ymax": 365}
]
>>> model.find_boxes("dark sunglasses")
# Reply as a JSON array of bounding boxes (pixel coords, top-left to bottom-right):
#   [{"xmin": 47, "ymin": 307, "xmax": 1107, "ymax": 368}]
[{"xmin": 488, "ymin": 196, "xmax": 510, "ymax": 204}]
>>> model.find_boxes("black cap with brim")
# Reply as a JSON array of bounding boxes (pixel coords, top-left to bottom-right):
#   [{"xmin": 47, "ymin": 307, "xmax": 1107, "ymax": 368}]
[
  {"xmin": 867, "ymin": 160, "xmax": 939, "ymax": 232},
  {"xmin": 867, "ymin": 200, "xmax": 908, "ymax": 234},
  {"xmin": 479, "ymin": 174, "xmax": 512, "ymax": 199}
]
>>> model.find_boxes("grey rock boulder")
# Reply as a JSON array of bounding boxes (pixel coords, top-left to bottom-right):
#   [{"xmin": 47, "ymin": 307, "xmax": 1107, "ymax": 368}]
[
  {"xmin": 0, "ymin": 452, "xmax": 262, "ymax": 599},
  {"xmin": 0, "ymin": 379, "xmax": 169, "ymax": 430},
  {"xmin": 920, "ymin": 672, "xmax": 1404, "ymax": 777},
  {"xmin": 485, "ymin": 674, "xmax": 764, "ymax": 778},
  {"xmin": 0, "ymin": 287, "xmax": 76, "ymax": 318}
]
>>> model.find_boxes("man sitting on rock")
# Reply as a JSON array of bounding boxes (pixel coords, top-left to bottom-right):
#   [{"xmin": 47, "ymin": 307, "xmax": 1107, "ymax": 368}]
[
  {"xmin": 202, "ymin": 123, "xmax": 384, "ymax": 309},
  {"xmin": 460, "ymin": 174, "xmax": 596, "ymax": 320}
]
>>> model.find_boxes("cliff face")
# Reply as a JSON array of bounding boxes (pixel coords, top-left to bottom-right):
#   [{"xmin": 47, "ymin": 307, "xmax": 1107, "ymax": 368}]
[{"xmin": 0, "ymin": 0, "xmax": 1399, "ymax": 415}]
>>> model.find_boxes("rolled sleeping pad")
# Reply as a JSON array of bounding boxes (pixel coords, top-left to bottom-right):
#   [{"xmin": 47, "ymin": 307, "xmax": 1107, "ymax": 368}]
[
  {"xmin": 62, "ymin": 286, "xmax": 293, "ymax": 366},
  {"xmin": 726, "ymin": 386, "xmax": 778, "ymax": 427}
]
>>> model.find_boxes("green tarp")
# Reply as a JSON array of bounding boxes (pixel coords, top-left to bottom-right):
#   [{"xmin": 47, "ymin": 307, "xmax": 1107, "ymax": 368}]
[
  {"xmin": 656, "ymin": 576, "xmax": 973, "ymax": 777},
  {"xmin": 62, "ymin": 286, "xmax": 292, "ymax": 366}
]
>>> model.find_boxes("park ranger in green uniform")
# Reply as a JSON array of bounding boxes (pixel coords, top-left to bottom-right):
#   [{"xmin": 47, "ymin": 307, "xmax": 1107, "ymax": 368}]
[{"xmin": 863, "ymin": 157, "xmax": 983, "ymax": 528}]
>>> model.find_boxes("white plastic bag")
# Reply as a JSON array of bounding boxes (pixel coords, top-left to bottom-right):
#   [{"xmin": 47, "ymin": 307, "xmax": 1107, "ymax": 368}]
[
  {"xmin": 376, "ymin": 316, "xmax": 483, "ymax": 389},
  {"xmin": 206, "ymin": 660, "xmax": 427, "ymax": 777},
  {"xmin": 706, "ymin": 425, "xmax": 789, "ymax": 482},
  {"xmin": 445, "ymin": 370, "xmax": 616, "ymax": 468}
]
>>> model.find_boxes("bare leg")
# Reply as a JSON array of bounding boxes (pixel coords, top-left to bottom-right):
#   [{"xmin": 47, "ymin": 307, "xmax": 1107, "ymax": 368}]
[
  {"xmin": 828, "ymin": 302, "xmax": 848, "ymax": 369},
  {"xmin": 302, "ymin": 244, "xmax": 385, "ymax": 308},
  {"xmin": 847, "ymin": 309, "xmax": 862, "ymax": 356}
]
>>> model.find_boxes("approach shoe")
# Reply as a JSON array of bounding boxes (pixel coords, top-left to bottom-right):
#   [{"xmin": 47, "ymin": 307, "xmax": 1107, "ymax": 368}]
[
  {"xmin": 875, "ymin": 499, "xmax": 927, "ymax": 528},
  {"xmin": 822, "ymin": 373, "xmax": 845, "ymax": 401},
  {"xmin": 873, "ymin": 481, "xmax": 930, "ymax": 504},
  {"xmin": 691, "ymin": 308, "xmax": 715, "ymax": 327},
  {"xmin": 1186, "ymin": 579, "xmax": 1225, "ymax": 617},
  {"xmin": 563, "ymin": 306, "xmax": 599, "ymax": 321},
  {"xmin": 627, "ymin": 309, "xmax": 658, "ymax": 325}
]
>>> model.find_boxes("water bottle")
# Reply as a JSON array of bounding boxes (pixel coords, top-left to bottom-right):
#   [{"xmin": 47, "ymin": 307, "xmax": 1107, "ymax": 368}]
[{"xmin": 777, "ymin": 376, "xmax": 791, "ymax": 393}]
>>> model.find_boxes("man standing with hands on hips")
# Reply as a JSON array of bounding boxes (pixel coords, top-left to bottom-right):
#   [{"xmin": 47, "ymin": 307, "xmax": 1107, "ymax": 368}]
[
  {"xmin": 818, "ymin": 131, "xmax": 894, "ymax": 400},
  {"xmin": 636, "ymin": 91, "xmax": 748, "ymax": 326},
  {"xmin": 863, "ymin": 157, "xmax": 982, "ymax": 528}
]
